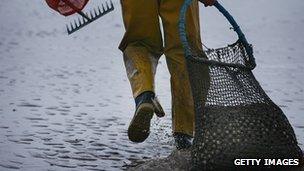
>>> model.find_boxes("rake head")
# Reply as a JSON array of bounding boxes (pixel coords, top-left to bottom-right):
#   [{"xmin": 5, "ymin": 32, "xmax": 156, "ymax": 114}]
[{"xmin": 66, "ymin": 0, "xmax": 114, "ymax": 35}]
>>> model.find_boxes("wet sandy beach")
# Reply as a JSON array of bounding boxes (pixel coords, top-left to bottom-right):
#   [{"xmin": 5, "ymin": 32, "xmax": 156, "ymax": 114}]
[{"xmin": 0, "ymin": 0, "xmax": 303, "ymax": 170}]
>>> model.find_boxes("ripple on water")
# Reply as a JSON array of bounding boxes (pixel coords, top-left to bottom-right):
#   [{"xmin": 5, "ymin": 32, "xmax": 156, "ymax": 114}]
[
  {"xmin": 18, "ymin": 103, "xmax": 42, "ymax": 108},
  {"xmin": 0, "ymin": 163, "xmax": 20, "ymax": 170},
  {"xmin": 295, "ymin": 125, "xmax": 304, "ymax": 129}
]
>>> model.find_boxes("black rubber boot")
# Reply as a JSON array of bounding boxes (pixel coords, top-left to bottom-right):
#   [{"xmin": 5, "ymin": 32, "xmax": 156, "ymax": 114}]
[
  {"xmin": 128, "ymin": 91, "xmax": 155, "ymax": 143},
  {"xmin": 135, "ymin": 91, "xmax": 155, "ymax": 108},
  {"xmin": 174, "ymin": 132, "xmax": 193, "ymax": 150}
]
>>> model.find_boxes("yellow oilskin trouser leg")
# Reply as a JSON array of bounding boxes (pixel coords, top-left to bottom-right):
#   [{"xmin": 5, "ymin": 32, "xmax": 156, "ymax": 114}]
[
  {"xmin": 160, "ymin": 0, "xmax": 202, "ymax": 137},
  {"xmin": 120, "ymin": 0, "xmax": 203, "ymax": 137},
  {"xmin": 120, "ymin": 0, "xmax": 162, "ymax": 98},
  {"xmin": 123, "ymin": 45, "xmax": 159, "ymax": 98}
]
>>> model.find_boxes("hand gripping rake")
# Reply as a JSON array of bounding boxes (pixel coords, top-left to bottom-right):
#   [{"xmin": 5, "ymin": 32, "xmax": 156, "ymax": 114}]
[{"xmin": 64, "ymin": 0, "xmax": 114, "ymax": 34}]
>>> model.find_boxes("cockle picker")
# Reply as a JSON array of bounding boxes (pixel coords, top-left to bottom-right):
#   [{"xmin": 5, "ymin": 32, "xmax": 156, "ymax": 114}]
[{"xmin": 44, "ymin": 0, "xmax": 304, "ymax": 170}]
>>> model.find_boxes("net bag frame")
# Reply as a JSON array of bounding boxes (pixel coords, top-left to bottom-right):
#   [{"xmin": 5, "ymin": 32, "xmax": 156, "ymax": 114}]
[{"xmin": 179, "ymin": 0, "xmax": 303, "ymax": 170}]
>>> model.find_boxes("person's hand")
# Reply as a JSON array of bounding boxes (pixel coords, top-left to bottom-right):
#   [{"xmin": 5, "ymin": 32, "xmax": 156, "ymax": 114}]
[{"xmin": 199, "ymin": 0, "xmax": 216, "ymax": 7}]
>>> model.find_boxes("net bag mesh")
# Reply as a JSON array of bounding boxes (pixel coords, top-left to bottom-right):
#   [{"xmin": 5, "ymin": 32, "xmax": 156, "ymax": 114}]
[
  {"xmin": 179, "ymin": 0, "xmax": 304, "ymax": 170},
  {"xmin": 187, "ymin": 41, "xmax": 303, "ymax": 170}
]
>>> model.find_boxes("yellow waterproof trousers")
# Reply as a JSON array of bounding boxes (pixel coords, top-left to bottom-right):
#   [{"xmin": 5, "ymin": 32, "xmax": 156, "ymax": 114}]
[{"xmin": 119, "ymin": 0, "xmax": 202, "ymax": 137}]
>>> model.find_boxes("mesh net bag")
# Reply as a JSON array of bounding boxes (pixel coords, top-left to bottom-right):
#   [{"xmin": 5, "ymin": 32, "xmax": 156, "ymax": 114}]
[
  {"xmin": 188, "ymin": 41, "xmax": 303, "ymax": 170},
  {"xmin": 179, "ymin": 0, "xmax": 303, "ymax": 170}
]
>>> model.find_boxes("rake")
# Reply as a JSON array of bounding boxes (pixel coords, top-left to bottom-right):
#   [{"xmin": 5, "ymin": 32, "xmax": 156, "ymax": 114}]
[{"xmin": 62, "ymin": 0, "xmax": 114, "ymax": 35}]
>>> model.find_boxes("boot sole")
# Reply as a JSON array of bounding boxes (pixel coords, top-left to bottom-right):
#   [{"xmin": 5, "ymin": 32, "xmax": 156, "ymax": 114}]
[{"xmin": 128, "ymin": 103, "xmax": 154, "ymax": 143}]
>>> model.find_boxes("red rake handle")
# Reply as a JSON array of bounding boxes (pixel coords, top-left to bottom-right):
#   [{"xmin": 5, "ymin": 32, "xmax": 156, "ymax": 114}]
[{"xmin": 61, "ymin": 0, "xmax": 91, "ymax": 21}]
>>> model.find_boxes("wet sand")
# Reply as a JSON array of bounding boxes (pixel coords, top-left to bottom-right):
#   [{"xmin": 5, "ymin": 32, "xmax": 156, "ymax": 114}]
[{"xmin": 0, "ymin": 0, "xmax": 304, "ymax": 170}]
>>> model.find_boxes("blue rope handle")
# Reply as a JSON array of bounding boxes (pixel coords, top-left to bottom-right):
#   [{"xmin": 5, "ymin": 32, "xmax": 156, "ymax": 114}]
[
  {"xmin": 179, "ymin": 0, "xmax": 193, "ymax": 57},
  {"xmin": 179, "ymin": 0, "xmax": 256, "ymax": 67}
]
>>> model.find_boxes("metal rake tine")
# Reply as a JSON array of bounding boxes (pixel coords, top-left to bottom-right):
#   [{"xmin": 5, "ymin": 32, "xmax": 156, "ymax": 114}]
[
  {"xmin": 94, "ymin": 8, "xmax": 98, "ymax": 17},
  {"xmin": 74, "ymin": 19, "xmax": 79, "ymax": 28},
  {"xmin": 89, "ymin": 10, "xmax": 94, "ymax": 19},
  {"xmin": 67, "ymin": 22, "xmax": 74, "ymax": 34},
  {"xmin": 105, "ymin": 1, "xmax": 109, "ymax": 9},
  {"xmin": 82, "ymin": 16, "xmax": 86, "ymax": 24},
  {"xmin": 101, "ymin": 4, "xmax": 106, "ymax": 13},
  {"xmin": 70, "ymin": 22, "xmax": 74, "ymax": 30},
  {"xmin": 106, "ymin": 0, "xmax": 114, "ymax": 10},
  {"xmin": 78, "ymin": 17, "xmax": 82, "ymax": 25},
  {"xmin": 105, "ymin": 0, "xmax": 114, "ymax": 12},
  {"xmin": 97, "ymin": 6, "xmax": 102, "ymax": 14},
  {"xmin": 110, "ymin": 0, "xmax": 114, "ymax": 9},
  {"xmin": 66, "ymin": 24, "xmax": 70, "ymax": 34}
]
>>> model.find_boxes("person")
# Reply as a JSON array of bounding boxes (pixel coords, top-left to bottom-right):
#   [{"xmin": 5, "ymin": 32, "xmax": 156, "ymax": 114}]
[{"xmin": 120, "ymin": 0, "xmax": 215, "ymax": 149}]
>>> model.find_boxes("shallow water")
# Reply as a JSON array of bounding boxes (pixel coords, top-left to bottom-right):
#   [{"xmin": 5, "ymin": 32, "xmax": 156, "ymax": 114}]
[
  {"xmin": 0, "ymin": 0, "xmax": 303, "ymax": 170},
  {"xmin": 0, "ymin": 60, "xmax": 176, "ymax": 170}
]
